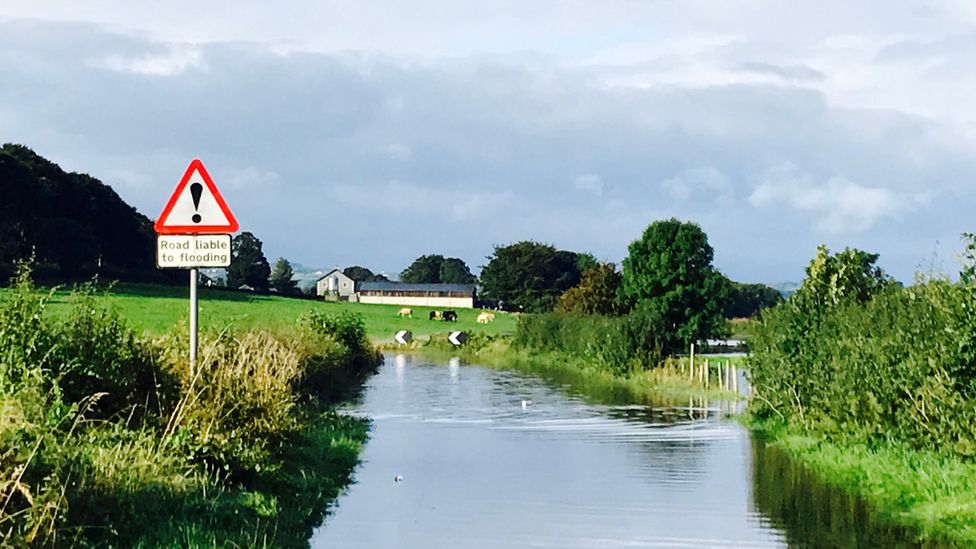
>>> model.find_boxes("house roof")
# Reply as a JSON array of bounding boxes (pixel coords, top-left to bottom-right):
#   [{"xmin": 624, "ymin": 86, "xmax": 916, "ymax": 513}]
[
  {"xmin": 315, "ymin": 268, "xmax": 350, "ymax": 282},
  {"xmin": 358, "ymin": 281, "xmax": 476, "ymax": 294}
]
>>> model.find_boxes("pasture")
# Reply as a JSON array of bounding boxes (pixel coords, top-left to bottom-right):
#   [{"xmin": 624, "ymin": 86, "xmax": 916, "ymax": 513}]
[{"xmin": 30, "ymin": 282, "xmax": 517, "ymax": 341}]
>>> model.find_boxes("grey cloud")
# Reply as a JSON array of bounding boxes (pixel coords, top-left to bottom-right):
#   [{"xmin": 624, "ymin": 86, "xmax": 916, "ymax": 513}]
[
  {"xmin": 738, "ymin": 61, "xmax": 825, "ymax": 82},
  {"xmin": 1, "ymin": 19, "xmax": 974, "ymax": 283}
]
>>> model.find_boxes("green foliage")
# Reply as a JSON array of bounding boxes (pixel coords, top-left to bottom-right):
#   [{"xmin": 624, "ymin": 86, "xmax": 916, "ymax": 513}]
[
  {"xmin": 724, "ymin": 280, "xmax": 783, "ymax": 318},
  {"xmin": 270, "ymin": 257, "xmax": 298, "ymax": 294},
  {"xmin": 790, "ymin": 244, "xmax": 893, "ymax": 314},
  {"xmin": 747, "ymin": 244, "xmax": 976, "ymax": 458},
  {"xmin": 514, "ymin": 313, "xmax": 651, "ymax": 374},
  {"xmin": 0, "ymin": 264, "xmax": 380, "ymax": 546},
  {"xmin": 480, "ymin": 241, "xmax": 582, "ymax": 312},
  {"xmin": 342, "ymin": 265, "xmax": 388, "ymax": 282},
  {"xmin": 960, "ymin": 233, "xmax": 976, "ymax": 285},
  {"xmin": 228, "ymin": 231, "xmax": 271, "ymax": 291},
  {"xmin": 620, "ymin": 218, "xmax": 729, "ymax": 353},
  {"xmin": 556, "ymin": 263, "xmax": 623, "ymax": 316},
  {"xmin": 400, "ymin": 254, "xmax": 475, "ymax": 284},
  {"xmin": 0, "ymin": 144, "xmax": 159, "ymax": 283}
]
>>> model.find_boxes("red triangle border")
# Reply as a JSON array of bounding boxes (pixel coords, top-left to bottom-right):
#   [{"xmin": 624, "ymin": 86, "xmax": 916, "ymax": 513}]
[{"xmin": 154, "ymin": 159, "xmax": 239, "ymax": 234}]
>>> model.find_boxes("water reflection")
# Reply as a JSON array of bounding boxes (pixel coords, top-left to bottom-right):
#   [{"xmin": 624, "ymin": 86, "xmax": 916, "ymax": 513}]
[
  {"xmin": 750, "ymin": 438, "xmax": 948, "ymax": 549},
  {"xmin": 313, "ymin": 354, "xmax": 929, "ymax": 548}
]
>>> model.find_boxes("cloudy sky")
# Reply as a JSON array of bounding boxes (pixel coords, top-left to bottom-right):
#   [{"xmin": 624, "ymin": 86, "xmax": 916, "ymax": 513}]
[{"xmin": 2, "ymin": 1, "xmax": 975, "ymax": 283}]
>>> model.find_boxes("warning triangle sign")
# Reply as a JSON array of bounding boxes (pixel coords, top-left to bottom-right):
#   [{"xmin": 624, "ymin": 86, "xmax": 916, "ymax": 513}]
[{"xmin": 155, "ymin": 159, "xmax": 239, "ymax": 234}]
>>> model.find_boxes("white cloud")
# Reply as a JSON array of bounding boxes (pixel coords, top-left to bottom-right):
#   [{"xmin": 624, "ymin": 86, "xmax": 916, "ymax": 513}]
[
  {"xmin": 749, "ymin": 164, "xmax": 930, "ymax": 234},
  {"xmin": 574, "ymin": 174, "xmax": 604, "ymax": 196},
  {"xmin": 661, "ymin": 167, "xmax": 731, "ymax": 200},
  {"xmin": 88, "ymin": 44, "xmax": 204, "ymax": 76}
]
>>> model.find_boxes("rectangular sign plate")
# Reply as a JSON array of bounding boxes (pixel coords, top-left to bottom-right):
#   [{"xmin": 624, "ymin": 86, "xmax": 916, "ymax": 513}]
[{"xmin": 157, "ymin": 234, "xmax": 232, "ymax": 268}]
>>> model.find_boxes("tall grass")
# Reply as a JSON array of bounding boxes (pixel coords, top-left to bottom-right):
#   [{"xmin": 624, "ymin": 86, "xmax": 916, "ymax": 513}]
[{"xmin": 0, "ymin": 264, "xmax": 379, "ymax": 547}]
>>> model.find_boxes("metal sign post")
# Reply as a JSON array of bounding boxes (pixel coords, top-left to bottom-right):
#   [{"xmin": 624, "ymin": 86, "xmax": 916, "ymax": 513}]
[
  {"xmin": 189, "ymin": 267, "xmax": 198, "ymax": 376},
  {"xmin": 155, "ymin": 159, "xmax": 238, "ymax": 375}
]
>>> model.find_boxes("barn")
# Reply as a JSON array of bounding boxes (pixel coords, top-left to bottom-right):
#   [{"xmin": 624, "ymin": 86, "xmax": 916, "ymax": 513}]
[
  {"xmin": 357, "ymin": 282, "xmax": 476, "ymax": 309},
  {"xmin": 316, "ymin": 268, "xmax": 356, "ymax": 300}
]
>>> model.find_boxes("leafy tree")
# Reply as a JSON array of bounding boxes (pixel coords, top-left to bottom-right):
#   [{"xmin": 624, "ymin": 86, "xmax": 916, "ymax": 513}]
[
  {"xmin": 791, "ymin": 245, "xmax": 893, "ymax": 313},
  {"xmin": 556, "ymin": 263, "xmax": 622, "ymax": 316},
  {"xmin": 270, "ymin": 257, "xmax": 298, "ymax": 294},
  {"xmin": 724, "ymin": 280, "xmax": 784, "ymax": 318},
  {"xmin": 575, "ymin": 252, "xmax": 600, "ymax": 274},
  {"xmin": 960, "ymin": 233, "xmax": 976, "ymax": 285},
  {"xmin": 228, "ymin": 231, "xmax": 270, "ymax": 290},
  {"xmin": 439, "ymin": 257, "xmax": 476, "ymax": 284},
  {"xmin": 0, "ymin": 144, "xmax": 159, "ymax": 282},
  {"xmin": 401, "ymin": 254, "xmax": 444, "ymax": 283},
  {"xmin": 480, "ymin": 241, "xmax": 583, "ymax": 312},
  {"xmin": 400, "ymin": 255, "xmax": 475, "ymax": 284},
  {"xmin": 343, "ymin": 265, "xmax": 388, "ymax": 282},
  {"xmin": 620, "ymin": 218, "xmax": 729, "ymax": 353}
]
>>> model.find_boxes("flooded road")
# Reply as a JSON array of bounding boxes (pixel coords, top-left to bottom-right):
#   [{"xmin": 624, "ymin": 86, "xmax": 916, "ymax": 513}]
[{"xmin": 312, "ymin": 354, "xmax": 927, "ymax": 548}]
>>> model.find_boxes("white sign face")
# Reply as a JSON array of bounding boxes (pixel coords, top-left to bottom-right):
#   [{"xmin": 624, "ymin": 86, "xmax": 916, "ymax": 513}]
[{"xmin": 157, "ymin": 234, "xmax": 232, "ymax": 268}]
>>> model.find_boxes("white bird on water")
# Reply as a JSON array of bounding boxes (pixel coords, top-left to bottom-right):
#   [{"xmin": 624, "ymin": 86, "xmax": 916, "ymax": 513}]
[{"xmin": 521, "ymin": 399, "xmax": 532, "ymax": 410}]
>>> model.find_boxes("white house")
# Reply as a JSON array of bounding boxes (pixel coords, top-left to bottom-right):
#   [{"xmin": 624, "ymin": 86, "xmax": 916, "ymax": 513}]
[
  {"xmin": 316, "ymin": 268, "xmax": 356, "ymax": 300},
  {"xmin": 357, "ymin": 282, "xmax": 476, "ymax": 308}
]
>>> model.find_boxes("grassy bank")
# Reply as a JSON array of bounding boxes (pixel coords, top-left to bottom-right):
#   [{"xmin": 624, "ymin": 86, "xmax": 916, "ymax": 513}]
[
  {"xmin": 749, "ymin": 423, "xmax": 972, "ymax": 547},
  {"xmin": 746, "ymin": 255, "xmax": 976, "ymax": 545},
  {"xmin": 397, "ymin": 330, "xmax": 743, "ymax": 403},
  {"xmin": 18, "ymin": 282, "xmax": 518, "ymax": 341},
  {"xmin": 0, "ymin": 269, "xmax": 381, "ymax": 547}
]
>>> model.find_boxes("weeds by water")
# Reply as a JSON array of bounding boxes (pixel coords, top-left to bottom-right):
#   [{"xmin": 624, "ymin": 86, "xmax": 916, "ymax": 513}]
[{"xmin": 0, "ymin": 264, "xmax": 379, "ymax": 547}]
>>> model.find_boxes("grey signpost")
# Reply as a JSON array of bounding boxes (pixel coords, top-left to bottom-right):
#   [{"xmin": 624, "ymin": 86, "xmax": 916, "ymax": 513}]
[{"xmin": 154, "ymin": 159, "xmax": 239, "ymax": 375}]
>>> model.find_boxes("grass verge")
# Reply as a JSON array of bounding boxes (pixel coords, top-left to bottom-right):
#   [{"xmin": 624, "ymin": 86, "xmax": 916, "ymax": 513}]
[
  {"xmin": 0, "ymin": 268, "xmax": 381, "ymax": 547},
  {"xmin": 747, "ymin": 419, "xmax": 973, "ymax": 547}
]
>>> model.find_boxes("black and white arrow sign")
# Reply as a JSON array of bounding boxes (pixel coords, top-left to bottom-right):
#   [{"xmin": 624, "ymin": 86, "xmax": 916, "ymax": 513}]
[
  {"xmin": 448, "ymin": 331, "xmax": 468, "ymax": 346},
  {"xmin": 394, "ymin": 330, "xmax": 413, "ymax": 344}
]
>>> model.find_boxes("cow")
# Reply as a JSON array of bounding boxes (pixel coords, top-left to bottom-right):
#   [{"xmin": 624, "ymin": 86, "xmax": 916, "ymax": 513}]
[
  {"xmin": 477, "ymin": 311, "xmax": 495, "ymax": 323},
  {"xmin": 397, "ymin": 308, "xmax": 413, "ymax": 318},
  {"xmin": 429, "ymin": 310, "xmax": 443, "ymax": 320},
  {"xmin": 443, "ymin": 310, "xmax": 458, "ymax": 322}
]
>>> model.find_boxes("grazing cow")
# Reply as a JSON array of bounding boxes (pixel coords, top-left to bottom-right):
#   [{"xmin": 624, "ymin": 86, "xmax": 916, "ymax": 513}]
[
  {"xmin": 443, "ymin": 310, "xmax": 458, "ymax": 322},
  {"xmin": 476, "ymin": 311, "xmax": 495, "ymax": 324},
  {"xmin": 397, "ymin": 308, "xmax": 413, "ymax": 318},
  {"xmin": 429, "ymin": 310, "xmax": 443, "ymax": 321}
]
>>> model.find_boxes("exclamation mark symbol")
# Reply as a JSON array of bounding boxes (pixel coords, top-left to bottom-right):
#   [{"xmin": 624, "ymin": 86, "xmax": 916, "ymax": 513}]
[{"xmin": 190, "ymin": 183, "xmax": 203, "ymax": 223}]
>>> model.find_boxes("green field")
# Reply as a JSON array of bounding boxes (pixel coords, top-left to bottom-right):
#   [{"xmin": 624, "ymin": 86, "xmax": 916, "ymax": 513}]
[{"xmin": 34, "ymin": 283, "xmax": 517, "ymax": 341}]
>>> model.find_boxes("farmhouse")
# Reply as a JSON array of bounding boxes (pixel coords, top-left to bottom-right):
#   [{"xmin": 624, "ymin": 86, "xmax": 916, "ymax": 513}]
[
  {"xmin": 316, "ymin": 268, "xmax": 356, "ymax": 300},
  {"xmin": 357, "ymin": 282, "xmax": 476, "ymax": 309}
]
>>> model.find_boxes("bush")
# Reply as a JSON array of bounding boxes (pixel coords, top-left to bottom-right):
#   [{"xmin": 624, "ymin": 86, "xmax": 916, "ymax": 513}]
[
  {"xmin": 0, "ymin": 265, "xmax": 381, "ymax": 545},
  {"xmin": 748, "ymin": 276, "xmax": 976, "ymax": 457}
]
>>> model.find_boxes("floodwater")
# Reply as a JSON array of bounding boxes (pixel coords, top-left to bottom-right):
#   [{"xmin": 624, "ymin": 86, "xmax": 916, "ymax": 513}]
[{"xmin": 311, "ymin": 353, "xmax": 933, "ymax": 548}]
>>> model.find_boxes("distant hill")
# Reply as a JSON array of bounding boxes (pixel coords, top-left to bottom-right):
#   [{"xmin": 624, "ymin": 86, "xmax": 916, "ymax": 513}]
[
  {"xmin": 0, "ymin": 144, "xmax": 167, "ymax": 283},
  {"xmin": 769, "ymin": 281, "xmax": 801, "ymax": 297}
]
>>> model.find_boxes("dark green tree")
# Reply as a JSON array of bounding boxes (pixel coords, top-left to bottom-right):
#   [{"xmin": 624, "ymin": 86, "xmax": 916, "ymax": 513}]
[
  {"xmin": 439, "ymin": 257, "xmax": 476, "ymax": 284},
  {"xmin": 480, "ymin": 241, "xmax": 582, "ymax": 312},
  {"xmin": 343, "ymin": 265, "xmax": 388, "ymax": 282},
  {"xmin": 575, "ymin": 252, "xmax": 600, "ymax": 274},
  {"xmin": 400, "ymin": 255, "xmax": 475, "ymax": 284},
  {"xmin": 401, "ymin": 254, "xmax": 444, "ymax": 283},
  {"xmin": 556, "ymin": 263, "xmax": 623, "ymax": 316},
  {"xmin": 270, "ymin": 257, "xmax": 298, "ymax": 294},
  {"xmin": 620, "ymin": 219, "xmax": 729, "ymax": 353},
  {"xmin": 228, "ymin": 232, "xmax": 270, "ymax": 290},
  {"xmin": 0, "ymin": 144, "xmax": 159, "ymax": 282},
  {"xmin": 725, "ymin": 280, "xmax": 784, "ymax": 318}
]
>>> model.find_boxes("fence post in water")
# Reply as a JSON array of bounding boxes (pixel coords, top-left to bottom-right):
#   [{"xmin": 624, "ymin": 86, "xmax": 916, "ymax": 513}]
[
  {"xmin": 689, "ymin": 343, "xmax": 695, "ymax": 382},
  {"xmin": 705, "ymin": 358, "xmax": 710, "ymax": 387},
  {"xmin": 732, "ymin": 364, "xmax": 739, "ymax": 393},
  {"xmin": 717, "ymin": 359, "xmax": 723, "ymax": 388}
]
